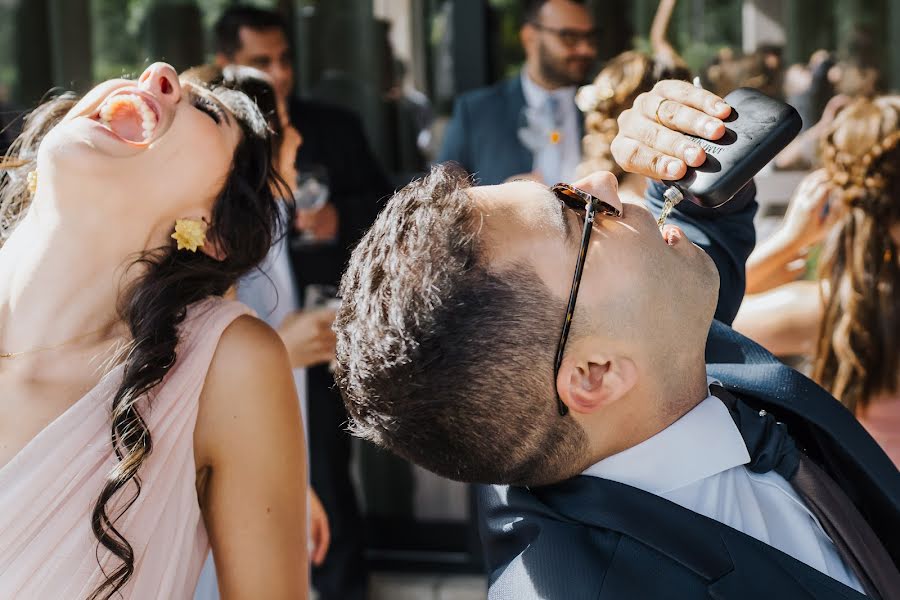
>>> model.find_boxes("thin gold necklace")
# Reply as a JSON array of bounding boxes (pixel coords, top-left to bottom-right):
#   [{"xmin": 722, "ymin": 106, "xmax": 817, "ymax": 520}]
[{"xmin": 0, "ymin": 328, "xmax": 109, "ymax": 359}]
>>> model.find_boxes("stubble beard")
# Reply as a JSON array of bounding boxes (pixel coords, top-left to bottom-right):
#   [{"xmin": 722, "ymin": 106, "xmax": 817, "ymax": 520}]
[{"xmin": 538, "ymin": 42, "xmax": 588, "ymax": 88}]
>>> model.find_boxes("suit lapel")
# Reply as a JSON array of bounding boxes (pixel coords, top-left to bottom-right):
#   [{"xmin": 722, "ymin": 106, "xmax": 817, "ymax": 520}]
[
  {"xmin": 709, "ymin": 530, "xmax": 866, "ymax": 599},
  {"xmin": 533, "ymin": 475, "xmax": 866, "ymax": 599},
  {"xmin": 705, "ymin": 321, "xmax": 900, "ymax": 563}
]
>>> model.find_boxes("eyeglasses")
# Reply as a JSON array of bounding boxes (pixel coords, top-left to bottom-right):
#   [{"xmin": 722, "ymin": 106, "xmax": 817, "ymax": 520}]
[
  {"xmin": 529, "ymin": 22, "xmax": 600, "ymax": 49},
  {"xmin": 551, "ymin": 183, "xmax": 622, "ymax": 416}
]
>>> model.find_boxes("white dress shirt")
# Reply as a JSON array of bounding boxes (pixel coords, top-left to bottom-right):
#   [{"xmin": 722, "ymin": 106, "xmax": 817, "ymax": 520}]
[
  {"xmin": 582, "ymin": 380, "xmax": 864, "ymax": 593},
  {"xmin": 520, "ymin": 71, "xmax": 580, "ymax": 184}
]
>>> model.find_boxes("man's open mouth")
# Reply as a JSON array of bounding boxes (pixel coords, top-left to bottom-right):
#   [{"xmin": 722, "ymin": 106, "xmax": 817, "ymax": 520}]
[{"xmin": 91, "ymin": 92, "xmax": 159, "ymax": 144}]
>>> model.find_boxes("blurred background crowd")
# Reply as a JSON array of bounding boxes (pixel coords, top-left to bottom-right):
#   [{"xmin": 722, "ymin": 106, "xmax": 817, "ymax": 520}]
[{"xmin": 1, "ymin": 1, "xmax": 897, "ymax": 598}]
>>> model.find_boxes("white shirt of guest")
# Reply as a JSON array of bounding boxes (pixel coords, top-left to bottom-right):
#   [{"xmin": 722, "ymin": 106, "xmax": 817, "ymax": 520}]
[
  {"xmin": 582, "ymin": 380, "xmax": 864, "ymax": 594},
  {"xmin": 520, "ymin": 70, "xmax": 580, "ymax": 184}
]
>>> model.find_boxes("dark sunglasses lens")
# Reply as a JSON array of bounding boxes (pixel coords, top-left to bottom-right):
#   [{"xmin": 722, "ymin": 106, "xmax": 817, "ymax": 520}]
[
  {"xmin": 560, "ymin": 33, "xmax": 578, "ymax": 47},
  {"xmin": 559, "ymin": 30, "xmax": 598, "ymax": 48},
  {"xmin": 554, "ymin": 186, "xmax": 585, "ymax": 211}
]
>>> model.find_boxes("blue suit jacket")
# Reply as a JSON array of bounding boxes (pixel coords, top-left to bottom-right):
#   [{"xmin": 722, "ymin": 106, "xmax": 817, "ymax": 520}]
[
  {"xmin": 477, "ymin": 183, "xmax": 900, "ymax": 599},
  {"xmin": 438, "ymin": 76, "xmax": 583, "ymax": 185}
]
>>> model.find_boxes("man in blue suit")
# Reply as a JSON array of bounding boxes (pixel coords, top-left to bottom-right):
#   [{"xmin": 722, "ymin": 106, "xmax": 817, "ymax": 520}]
[
  {"xmin": 438, "ymin": 0, "xmax": 598, "ymax": 185},
  {"xmin": 334, "ymin": 79, "xmax": 900, "ymax": 599}
]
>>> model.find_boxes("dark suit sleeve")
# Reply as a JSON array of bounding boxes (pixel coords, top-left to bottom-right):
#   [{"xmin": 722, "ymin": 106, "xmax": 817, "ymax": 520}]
[
  {"xmin": 437, "ymin": 95, "xmax": 470, "ymax": 170},
  {"xmin": 645, "ymin": 180, "xmax": 757, "ymax": 325},
  {"xmin": 335, "ymin": 111, "xmax": 394, "ymax": 244}
]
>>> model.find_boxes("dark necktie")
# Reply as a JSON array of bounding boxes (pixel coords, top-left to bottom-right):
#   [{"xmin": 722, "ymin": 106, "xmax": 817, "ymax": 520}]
[{"xmin": 710, "ymin": 384, "xmax": 900, "ymax": 600}]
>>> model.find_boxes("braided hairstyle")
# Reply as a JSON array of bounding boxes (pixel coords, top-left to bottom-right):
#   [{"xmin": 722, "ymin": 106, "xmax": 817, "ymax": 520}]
[
  {"xmin": 1, "ymin": 79, "xmax": 284, "ymax": 599},
  {"xmin": 812, "ymin": 96, "xmax": 900, "ymax": 413}
]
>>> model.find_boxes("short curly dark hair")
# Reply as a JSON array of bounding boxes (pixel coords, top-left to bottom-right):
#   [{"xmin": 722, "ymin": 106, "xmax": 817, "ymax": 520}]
[
  {"xmin": 334, "ymin": 164, "xmax": 588, "ymax": 486},
  {"xmin": 523, "ymin": 0, "xmax": 588, "ymax": 25},
  {"xmin": 213, "ymin": 5, "xmax": 288, "ymax": 57}
]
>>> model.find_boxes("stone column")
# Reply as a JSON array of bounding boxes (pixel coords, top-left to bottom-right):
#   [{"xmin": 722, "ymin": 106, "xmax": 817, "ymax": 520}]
[
  {"xmin": 141, "ymin": 0, "xmax": 204, "ymax": 73},
  {"xmin": 889, "ymin": 0, "xmax": 900, "ymax": 90},
  {"xmin": 742, "ymin": 0, "xmax": 786, "ymax": 54},
  {"xmin": 48, "ymin": 0, "xmax": 93, "ymax": 94},
  {"xmin": 14, "ymin": 1, "xmax": 53, "ymax": 106}
]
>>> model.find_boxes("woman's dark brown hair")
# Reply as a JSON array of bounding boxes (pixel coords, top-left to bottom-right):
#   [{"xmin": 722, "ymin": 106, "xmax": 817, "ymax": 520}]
[
  {"xmin": 0, "ymin": 77, "xmax": 284, "ymax": 599},
  {"xmin": 813, "ymin": 95, "xmax": 900, "ymax": 413}
]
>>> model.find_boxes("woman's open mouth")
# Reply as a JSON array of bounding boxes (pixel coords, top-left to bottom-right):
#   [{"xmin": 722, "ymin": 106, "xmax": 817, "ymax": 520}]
[{"xmin": 90, "ymin": 91, "xmax": 160, "ymax": 144}]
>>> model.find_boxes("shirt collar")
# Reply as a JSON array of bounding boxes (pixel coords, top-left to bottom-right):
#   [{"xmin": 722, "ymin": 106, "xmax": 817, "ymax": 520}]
[
  {"xmin": 520, "ymin": 70, "xmax": 576, "ymax": 109},
  {"xmin": 582, "ymin": 378, "xmax": 752, "ymax": 495}
]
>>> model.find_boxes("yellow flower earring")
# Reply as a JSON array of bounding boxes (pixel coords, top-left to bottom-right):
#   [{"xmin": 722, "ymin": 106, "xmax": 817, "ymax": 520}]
[
  {"xmin": 26, "ymin": 170, "xmax": 38, "ymax": 195},
  {"xmin": 171, "ymin": 218, "xmax": 208, "ymax": 252}
]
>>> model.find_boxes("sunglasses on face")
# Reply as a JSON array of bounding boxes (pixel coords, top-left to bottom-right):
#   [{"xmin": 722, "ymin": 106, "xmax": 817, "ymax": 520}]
[
  {"xmin": 550, "ymin": 183, "xmax": 622, "ymax": 416},
  {"xmin": 530, "ymin": 22, "xmax": 600, "ymax": 49}
]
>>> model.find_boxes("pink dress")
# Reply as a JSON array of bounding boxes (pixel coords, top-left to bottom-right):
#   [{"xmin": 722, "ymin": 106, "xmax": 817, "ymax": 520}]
[
  {"xmin": 858, "ymin": 392, "xmax": 900, "ymax": 469},
  {"xmin": 0, "ymin": 299, "xmax": 250, "ymax": 599}
]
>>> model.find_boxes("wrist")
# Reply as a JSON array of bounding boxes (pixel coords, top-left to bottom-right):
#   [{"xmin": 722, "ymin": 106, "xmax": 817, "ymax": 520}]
[{"xmin": 764, "ymin": 228, "xmax": 807, "ymax": 256}]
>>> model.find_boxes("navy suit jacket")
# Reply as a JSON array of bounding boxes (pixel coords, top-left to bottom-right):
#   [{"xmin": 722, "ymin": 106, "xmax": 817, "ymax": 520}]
[
  {"xmin": 477, "ymin": 182, "xmax": 900, "ymax": 599},
  {"xmin": 287, "ymin": 97, "xmax": 393, "ymax": 292},
  {"xmin": 438, "ymin": 75, "xmax": 582, "ymax": 185}
]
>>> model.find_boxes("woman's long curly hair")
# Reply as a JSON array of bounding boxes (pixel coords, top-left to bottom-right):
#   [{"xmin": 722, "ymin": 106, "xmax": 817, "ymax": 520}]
[
  {"xmin": 812, "ymin": 95, "xmax": 900, "ymax": 413},
  {"xmin": 0, "ymin": 74, "xmax": 285, "ymax": 599}
]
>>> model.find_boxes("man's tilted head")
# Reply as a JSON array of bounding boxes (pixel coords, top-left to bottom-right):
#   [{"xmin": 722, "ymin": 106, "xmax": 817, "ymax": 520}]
[{"xmin": 335, "ymin": 164, "xmax": 719, "ymax": 486}]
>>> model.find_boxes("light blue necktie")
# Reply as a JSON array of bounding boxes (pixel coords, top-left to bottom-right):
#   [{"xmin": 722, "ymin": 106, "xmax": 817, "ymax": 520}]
[{"xmin": 540, "ymin": 95, "xmax": 564, "ymax": 185}]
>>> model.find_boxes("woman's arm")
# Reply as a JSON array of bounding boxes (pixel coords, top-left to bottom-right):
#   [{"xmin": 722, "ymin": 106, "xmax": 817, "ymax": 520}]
[
  {"xmin": 746, "ymin": 169, "xmax": 835, "ymax": 294},
  {"xmin": 650, "ymin": 0, "xmax": 678, "ymax": 62},
  {"xmin": 195, "ymin": 315, "xmax": 308, "ymax": 600},
  {"xmin": 732, "ymin": 280, "xmax": 823, "ymax": 357}
]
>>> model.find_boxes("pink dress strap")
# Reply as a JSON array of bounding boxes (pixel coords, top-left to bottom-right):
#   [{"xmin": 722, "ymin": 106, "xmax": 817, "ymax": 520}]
[{"xmin": 0, "ymin": 298, "xmax": 252, "ymax": 599}]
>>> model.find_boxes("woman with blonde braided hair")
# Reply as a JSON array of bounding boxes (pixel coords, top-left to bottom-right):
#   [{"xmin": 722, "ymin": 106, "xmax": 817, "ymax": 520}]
[{"xmin": 734, "ymin": 95, "xmax": 900, "ymax": 465}]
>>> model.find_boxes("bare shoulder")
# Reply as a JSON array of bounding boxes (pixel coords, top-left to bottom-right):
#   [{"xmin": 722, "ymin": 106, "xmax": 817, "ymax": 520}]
[
  {"xmin": 192, "ymin": 314, "xmax": 309, "ymax": 594},
  {"xmin": 210, "ymin": 314, "xmax": 290, "ymax": 372},
  {"xmin": 194, "ymin": 314, "xmax": 301, "ymax": 468}
]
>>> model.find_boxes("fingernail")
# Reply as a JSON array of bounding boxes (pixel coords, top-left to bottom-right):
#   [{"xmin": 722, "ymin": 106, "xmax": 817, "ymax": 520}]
[
  {"xmin": 705, "ymin": 120, "xmax": 720, "ymax": 137},
  {"xmin": 665, "ymin": 160, "xmax": 683, "ymax": 178},
  {"xmin": 715, "ymin": 101, "xmax": 729, "ymax": 113},
  {"xmin": 685, "ymin": 146, "xmax": 702, "ymax": 164}
]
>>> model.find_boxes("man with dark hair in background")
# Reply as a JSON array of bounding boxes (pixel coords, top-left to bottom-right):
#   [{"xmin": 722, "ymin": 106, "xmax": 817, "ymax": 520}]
[
  {"xmin": 214, "ymin": 6, "xmax": 392, "ymax": 600},
  {"xmin": 335, "ymin": 79, "xmax": 900, "ymax": 598},
  {"xmin": 438, "ymin": 0, "xmax": 598, "ymax": 185}
]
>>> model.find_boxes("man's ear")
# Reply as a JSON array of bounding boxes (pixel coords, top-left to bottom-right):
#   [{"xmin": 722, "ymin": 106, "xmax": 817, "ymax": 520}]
[
  {"xmin": 556, "ymin": 356, "xmax": 637, "ymax": 415},
  {"xmin": 214, "ymin": 53, "xmax": 230, "ymax": 68}
]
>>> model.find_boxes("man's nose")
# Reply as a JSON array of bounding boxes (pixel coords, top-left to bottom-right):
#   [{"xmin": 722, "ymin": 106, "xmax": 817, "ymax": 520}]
[
  {"xmin": 272, "ymin": 63, "xmax": 292, "ymax": 84},
  {"xmin": 575, "ymin": 40, "xmax": 598, "ymax": 57},
  {"xmin": 138, "ymin": 62, "xmax": 182, "ymax": 105}
]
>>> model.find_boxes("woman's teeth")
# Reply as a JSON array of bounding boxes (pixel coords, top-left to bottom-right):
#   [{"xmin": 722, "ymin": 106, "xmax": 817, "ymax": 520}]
[{"xmin": 98, "ymin": 94, "xmax": 157, "ymax": 141}]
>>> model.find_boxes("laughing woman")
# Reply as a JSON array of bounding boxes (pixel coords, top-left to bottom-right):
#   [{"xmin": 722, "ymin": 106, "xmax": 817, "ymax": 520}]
[{"xmin": 0, "ymin": 63, "xmax": 308, "ymax": 599}]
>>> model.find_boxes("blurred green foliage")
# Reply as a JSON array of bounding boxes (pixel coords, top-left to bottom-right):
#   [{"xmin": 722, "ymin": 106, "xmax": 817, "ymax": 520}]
[
  {"xmin": 90, "ymin": 0, "xmax": 277, "ymax": 82},
  {"xmin": 0, "ymin": 3, "xmax": 14, "ymax": 103}
]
